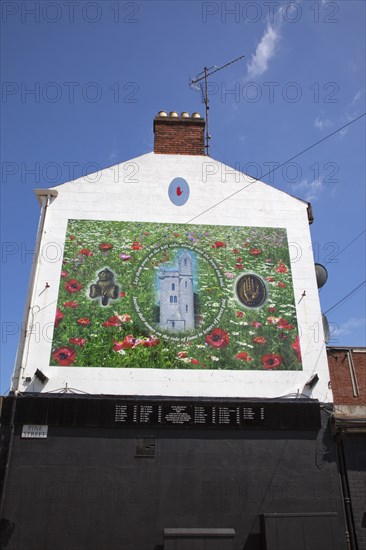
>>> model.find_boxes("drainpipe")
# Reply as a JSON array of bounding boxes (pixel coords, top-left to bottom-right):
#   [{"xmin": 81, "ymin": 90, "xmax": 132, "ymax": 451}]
[
  {"xmin": 336, "ymin": 431, "xmax": 358, "ymax": 550},
  {"xmin": 11, "ymin": 189, "xmax": 57, "ymax": 393}
]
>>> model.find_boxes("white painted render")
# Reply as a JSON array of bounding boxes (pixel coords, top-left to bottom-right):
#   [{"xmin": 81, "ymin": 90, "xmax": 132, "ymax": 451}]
[{"xmin": 12, "ymin": 152, "xmax": 331, "ymax": 401}]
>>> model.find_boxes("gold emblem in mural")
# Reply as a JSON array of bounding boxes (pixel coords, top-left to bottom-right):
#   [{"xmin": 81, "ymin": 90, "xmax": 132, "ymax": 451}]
[
  {"xmin": 236, "ymin": 273, "xmax": 267, "ymax": 308},
  {"xmin": 89, "ymin": 268, "xmax": 119, "ymax": 306}
]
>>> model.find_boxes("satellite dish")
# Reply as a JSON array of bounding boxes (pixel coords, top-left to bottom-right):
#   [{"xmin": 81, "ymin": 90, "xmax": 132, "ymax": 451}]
[
  {"xmin": 315, "ymin": 263, "xmax": 328, "ymax": 288},
  {"xmin": 322, "ymin": 314, "xmax": 330, "ymax": 344}
]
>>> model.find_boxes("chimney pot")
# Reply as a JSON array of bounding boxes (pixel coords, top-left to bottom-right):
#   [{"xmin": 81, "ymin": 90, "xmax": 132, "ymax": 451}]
[{"xmin": 153, "ymin": 111, "xmax": 205, "ymax": 155}]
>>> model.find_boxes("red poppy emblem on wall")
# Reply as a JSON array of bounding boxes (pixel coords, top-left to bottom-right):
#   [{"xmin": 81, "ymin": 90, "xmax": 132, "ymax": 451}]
[{"xmin": 205, "ymin": 328, "xmax": 230, "ymax": 349}]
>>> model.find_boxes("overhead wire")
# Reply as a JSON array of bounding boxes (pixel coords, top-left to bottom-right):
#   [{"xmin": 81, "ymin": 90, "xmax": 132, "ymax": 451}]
[
  {"xmin": 186, "ymin": 112, "xmax": 366, "ymax": 224},
  {"xmin": 324, "ymin": 280, "xmax": 366, "ymax": 315}
]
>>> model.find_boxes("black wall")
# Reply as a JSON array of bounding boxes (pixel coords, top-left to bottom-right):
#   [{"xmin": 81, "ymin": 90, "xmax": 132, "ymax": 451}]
[
  {"xmin": 343, "ymin": 435, "xmax": 366, "ymax": 550},
  {"xmin": 0, "ymin": 397, "xmax": 347, "ymax": 550}
]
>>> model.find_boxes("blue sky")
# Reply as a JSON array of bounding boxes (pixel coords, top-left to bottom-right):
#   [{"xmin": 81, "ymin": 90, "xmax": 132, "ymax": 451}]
[{"xmin": 1, "ymin": 0, "xmax": 365, "ymax": 393}]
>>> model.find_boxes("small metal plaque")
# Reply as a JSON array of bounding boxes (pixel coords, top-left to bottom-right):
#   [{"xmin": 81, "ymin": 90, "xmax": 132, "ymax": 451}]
[
  {"xmin": 235, "ymin": 273, "xmax": 267, "ymax": 308},
  {"xmin": 22, "ymin": 424, "xmax": 48, "ymax": 439}
]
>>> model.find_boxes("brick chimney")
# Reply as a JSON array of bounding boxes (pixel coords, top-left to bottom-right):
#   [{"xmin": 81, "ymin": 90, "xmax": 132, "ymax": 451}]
[{"xmin": 153, "ymin": 111, "xmax": 205, "ymax": 155}]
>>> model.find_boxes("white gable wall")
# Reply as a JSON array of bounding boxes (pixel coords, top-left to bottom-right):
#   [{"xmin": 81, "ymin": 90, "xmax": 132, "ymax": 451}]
[{"xmin": 12, "ymin": 153, "xmax": 330, "ymax": 401}]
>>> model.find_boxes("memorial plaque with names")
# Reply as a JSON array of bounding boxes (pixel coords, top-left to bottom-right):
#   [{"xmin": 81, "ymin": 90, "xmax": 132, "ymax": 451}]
[
  {"xmin": 114, "ymin": 403, "xmax": 137, "ymax": 424},
  {"xmin": 193, "ymin": 405, "xmax": 215, "ymax": 425},
  {"xmin": 242, "ymin": 406, "xmax": 265, "ymax": 425},
  {"xmin": 139, "ymin": 404, "xmax": 161, "ymax": 424},
  {"xmin": 108, "ymin": 400, "xmax": 320, "ymax": 430},
  {"xmin": 163, "ymin": 405, "xmax": 193, "ymax": 425},
  {"xmin": 217, "ymin": 406, "xmax": 240, "ymax": 426}
]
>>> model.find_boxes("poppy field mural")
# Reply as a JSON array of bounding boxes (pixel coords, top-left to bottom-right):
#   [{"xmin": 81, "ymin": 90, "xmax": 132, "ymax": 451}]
[{"xmin": 50, "ymin": 219, "xmax": 302, "ymax": 371}]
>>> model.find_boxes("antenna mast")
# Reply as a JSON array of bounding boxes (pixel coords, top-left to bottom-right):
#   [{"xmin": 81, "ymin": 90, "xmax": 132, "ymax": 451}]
[{"xmin": 189, "ymin": 54, "xmax": 245, "ymax": 156}]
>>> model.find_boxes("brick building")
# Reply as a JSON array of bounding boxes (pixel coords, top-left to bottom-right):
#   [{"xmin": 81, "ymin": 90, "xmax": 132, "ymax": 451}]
[{"xmin": 327, "ymin": 347, "xmax": 366, "ymax": 550}]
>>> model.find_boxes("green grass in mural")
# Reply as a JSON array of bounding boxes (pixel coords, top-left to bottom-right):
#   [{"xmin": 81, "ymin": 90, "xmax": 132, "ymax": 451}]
[{"xmin": 50, "ymin": 220, "xmax": 302, "ymax": 371}]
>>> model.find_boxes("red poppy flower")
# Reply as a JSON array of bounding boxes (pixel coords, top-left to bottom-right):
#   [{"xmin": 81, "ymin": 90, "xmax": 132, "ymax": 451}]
[
  {"xmin": 55, "ymin": 307, "xmax": 64, "ymax": 327},
  {"xmin": 212, "ymin": 241, "xmax": 226, "ymax": 248},
  {"xmin": 268, "ymin": 307, "xmax": 277, "ymax": 313},
  {"xmin": 236, "ymin": 257, "xmax": 243, "ymax": 262},
  {"xmin": 131, "ymin": 241, "xmax": 142, "ymax": 250},
  {"xmin": 261, "ymin": 353, "xmax": 283, "ymax": 369},
  {"xmin": 61, "ymin": 270, "xmax": 68, "ymax": 278},
  {"xmin": 143, "ymin": 337, "xmax": 160, "ymax": 347},
  {"xmin": 69, "ymin": 337, "xmax": 86, "ymax": 347},
  {"xmin": 251, "ymin": 321, "xmax": 262, "ymax": 328},
  {"xmin": 205, "ymin": 328, "xmax": 230, "ymax": 349},
  {"xmin": 235, "ymin": 352, "xmax": 253, "ymax": 361},
  {"xmin": 77, "ymin": 318, "xmax": 90, "ymax": 326},
  {"xmin": 103, "ymin": 316, "xmax": 122, "ymax": 327},
  {"xmin": 99, "ymin": 242, "xmax": 112, "ymax": 252},
  {"xmin": 177, "ymin": 351, "xmax": 188, "ymax": 358},
  {"xmin": 69, "ymin": 235, "xmax": 76, "ymax": 240},
  {"xmin": 278, "ymin": 282, "xmax": 286, "ymax": 288},
  {"xmin": 233, "ymin": 249, "xmax": 240, "ymax": 254},
  {"xmin": 275, "ymin": 262, "xmax": 287, "ymax": 273},
  {"xmin": 277, "ymin": 318, "xmax": 295, "ymax": 330},
  {"xmin": 65, "ymin": 279, "xmax": 82, "ymax": 293},
  {"xmin": 120, "ymin": 292, "xmax": 126, "ymax": 297},
  {"xmin": 52, "ymin": 346, "xmax": 76, "ymax": 366},
  {"xmin": 267, "ymin": 316, "xmax": 278, "ymax": 324},
  {"xmin": 78, "ymin": 248, "xmax": 93, "ymax": 256},
  {"xmin": 291, "ymin": 336, "xmax": 302, "ymax": 362},
  {"xmin": 235, "ymin": 263, "xmax": 244, "ymax": 270},
  {"xmin": 266, "ymin": 276, "xmax": 275, "ymax": 282},
  {"xmin": 250, "ymin": 248, "xmax": 262, "ymax": 256},
  {"xmin": 253, "ymin": 336, "xmax": 266, "ymax": 345},
  {"xmin": 113, "ymin": 341, "xmax": 125, "ymax": 352},
  {"xmin": 190, "ymin": 358, "xmax": 200, "ymax": 365},
  {"xmin": 236, "ymin": 311, "xmax": 245, "ymax": 318},
  {"xmin": 244, "ymin": 242, "xmax": 249, "ymax": 247},
  {"xmin": 63, "ymin": 301, "xmax": 79, "ymax": 308}
]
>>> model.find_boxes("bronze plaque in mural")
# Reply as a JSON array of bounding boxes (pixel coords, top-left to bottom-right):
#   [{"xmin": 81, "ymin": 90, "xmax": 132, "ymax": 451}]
[{"xmin": 236, "ymin": 273, "xmax": 267, "ymax": 308}]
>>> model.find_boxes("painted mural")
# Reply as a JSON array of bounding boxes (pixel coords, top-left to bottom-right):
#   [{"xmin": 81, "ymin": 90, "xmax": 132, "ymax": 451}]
[{"xmin": 50, "ymin": 220, "xmax": 302, "ymax": 370}]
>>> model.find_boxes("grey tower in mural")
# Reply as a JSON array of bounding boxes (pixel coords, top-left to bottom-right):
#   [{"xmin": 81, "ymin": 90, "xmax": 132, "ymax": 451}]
[{"xmin": 159, "ymin": 251, "xmax": 195, "ymax": 332}]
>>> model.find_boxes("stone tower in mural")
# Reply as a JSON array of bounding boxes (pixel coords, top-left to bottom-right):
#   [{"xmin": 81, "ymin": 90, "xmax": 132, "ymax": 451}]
[{"xmin": 159, "ymin": 250, "xmax": 195, "ymax": 332}]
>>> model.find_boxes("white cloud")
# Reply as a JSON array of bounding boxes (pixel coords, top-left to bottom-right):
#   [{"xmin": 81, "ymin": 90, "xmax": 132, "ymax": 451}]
[
  {"xmin": 292, "ymin": 178, "xmax": 324, "ymax": 202},
  {"xmin": 334, "ymin": 317, "xmax": 366, "ymax": 336},
  {"xmin": 351, "ymin": 89, "xmax": 364, "ymax": 105},
  {"xmin": 246, "ymin": 18, "xmax": 281, "ymax": 80},
  {"xmin": 314, "ymin": 117, "xmax": 332, "ymax": 130}
]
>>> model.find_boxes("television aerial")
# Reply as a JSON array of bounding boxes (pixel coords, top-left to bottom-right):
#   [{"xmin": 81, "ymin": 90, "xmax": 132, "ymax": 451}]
[{"xmin": 189, "ymin": 54, "xmax": 245, "ymax": 156}]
